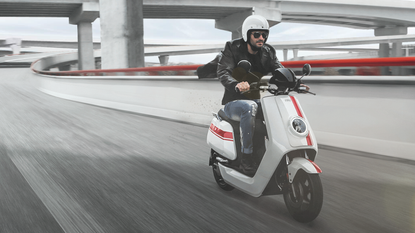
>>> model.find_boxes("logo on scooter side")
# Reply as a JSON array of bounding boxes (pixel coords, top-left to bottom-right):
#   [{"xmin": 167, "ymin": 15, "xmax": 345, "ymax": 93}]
[{"xmin": 291, "ymin": 118, "xmax": 307, "ymax": 134}]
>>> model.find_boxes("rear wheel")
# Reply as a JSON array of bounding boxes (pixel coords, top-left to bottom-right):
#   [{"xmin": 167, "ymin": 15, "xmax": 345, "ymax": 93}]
[
  {"xmin": 283, "ymin": 170, "xmax": 323, "ymax": 222},
  {"xmin": 211, "ymin": 151, "xmax": 234, "ymax": 191}
]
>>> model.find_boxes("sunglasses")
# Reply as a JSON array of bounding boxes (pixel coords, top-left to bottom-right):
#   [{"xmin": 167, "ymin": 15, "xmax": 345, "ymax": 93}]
[{"xmin": 252, "ymin": 32, "xmax": 268, "ymax": 39}]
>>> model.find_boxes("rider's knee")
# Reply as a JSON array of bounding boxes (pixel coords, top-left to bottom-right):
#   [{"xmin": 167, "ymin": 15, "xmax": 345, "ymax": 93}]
[{"xmin": 244, "ymin": 101, "xmax": 258, "ymax": 117}]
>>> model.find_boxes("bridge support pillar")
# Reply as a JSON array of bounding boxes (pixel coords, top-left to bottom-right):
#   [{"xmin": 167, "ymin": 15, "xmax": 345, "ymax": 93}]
[
  {"xmin": 391, "ymin": 42, "xmax": 406, "ymax": 75},
  {"xmin": 375, "ymin": 26, "xmax": 407, "ymax": 75},
  {"xmin": 69, "ymin": 2, "xmax": 99, "ymax": 70},
  {"xmin": 293, "ymin": 49, "xmax": 299, "ymax": 60},
  {"xmin": 378, "ymin": 43, "xmax": 390, "ymax": 75},
  {"xmin": 283, "ymin": 49, "xmax": 288, "ymax": 61},
  {"xmin": 5, "ymin": 38, "xmax": 22, "ymax": 55},
  {"xmin": 58, "ymin": 64, "xmax": 71, "ymax": 71},
  {"xmin": 282, "ymin": 49, "xmax": 299, "ymax": 61},
  {"xmin": 158, "ymin": 55, "xmax": 169, "ymax": 66},
  {"xmin": 99, "ymin": 0, "xmax": 145, "ymax": 69},
  {"xmin": 77, "ymin": 22, "xmax": 94, "ymax": 70}
]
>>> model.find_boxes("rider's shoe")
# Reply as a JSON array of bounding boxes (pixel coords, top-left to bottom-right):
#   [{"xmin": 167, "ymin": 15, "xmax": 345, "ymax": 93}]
[{"xmin": 240, "ymin": 153, "xmax": 256, "ymax": 177}]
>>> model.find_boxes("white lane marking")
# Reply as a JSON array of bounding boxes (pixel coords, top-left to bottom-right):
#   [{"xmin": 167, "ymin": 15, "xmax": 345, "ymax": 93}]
[{"xmin": 10, "ymin": 155, "xmax": 105, "ymax": 233}]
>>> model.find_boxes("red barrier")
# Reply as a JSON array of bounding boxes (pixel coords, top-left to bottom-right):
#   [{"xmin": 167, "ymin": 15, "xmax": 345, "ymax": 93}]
[
  {"xmin": 282, "ymin": 56, "xmax": 415, "ymax": 68},
  {"xmin": 31, "ymin": 63, "xmax": 201, "ymax": 76},
  {"xmin": 31, "ymin": 56, "xmax": 415, "ymax": 76}
]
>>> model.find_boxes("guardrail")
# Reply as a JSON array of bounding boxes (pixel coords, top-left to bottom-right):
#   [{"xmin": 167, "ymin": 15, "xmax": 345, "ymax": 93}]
[{"xmin": 31, "ymin": 54, "xmax": 415, "ymax": 76}]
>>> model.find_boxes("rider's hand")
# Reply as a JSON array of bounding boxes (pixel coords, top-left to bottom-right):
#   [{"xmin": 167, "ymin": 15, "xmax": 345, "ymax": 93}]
[
  {"xmin": 300, "ymin": 84, "xmax": 310, "ymax": 91},
  {"xmin": 236, "ymin": 81, "xmax": 250, "ymax": 92}
]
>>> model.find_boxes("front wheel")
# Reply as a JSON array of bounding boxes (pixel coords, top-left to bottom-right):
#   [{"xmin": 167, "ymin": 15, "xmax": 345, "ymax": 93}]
[{"xmin": 283, "ymin": 170, "xmax": 323, "ymax": 222}]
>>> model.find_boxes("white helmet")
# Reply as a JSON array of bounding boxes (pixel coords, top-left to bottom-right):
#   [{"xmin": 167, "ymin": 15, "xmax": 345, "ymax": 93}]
[{"xmin": 242, "ymin": 15, "xmax": 269, "ymax": 42}]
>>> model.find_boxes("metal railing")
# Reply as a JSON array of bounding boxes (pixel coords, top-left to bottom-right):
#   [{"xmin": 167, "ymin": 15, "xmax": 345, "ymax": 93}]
[{"xmin": 31, "ymin": 56, "xmax": 415, "ymax": 77}]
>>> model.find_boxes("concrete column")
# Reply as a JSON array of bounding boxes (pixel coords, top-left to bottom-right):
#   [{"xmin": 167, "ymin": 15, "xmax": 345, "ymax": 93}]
[
  {"xmin": 293, "ymin": 49, "xmax": 299, "ymax": 60},
  {"xmin": 283, "ymin": 49, "xmax": 288, "ymax": 61},
  {"xmin": 391, "ymin": 42, "xmax": 403, "ymax": 75},
  {"xmin": 404, "ymin": 47, "xmax": 411, "ymax": 57},
  {"xmin": 378, "ymin": 43, "xmax": 390, "ymax": 57},
  {"xmin": 378, "ymin": 43, "xmax": 390, "ymax": 75},
  {"xmin": 158, "ymin": 55, "xmax": 169, "ymax": 66},
  {"xmin": 375, "ymin": 26, "xmax": 407, "ymax": 75},
  {"xmin": 10, "ymin": 45, "xmax": 21, "ymax": 55},
  {"xmin": 100, "ymin": 0, "xmax": 144, "ymax": 69},
  {"xmin": 59, "ymin": 64, "xmax": 71, "ymax": 71},
  {"xmin": 5, "ymin": 38, "xmax": 21, "ymax": 55},
  {"xmin": 77, "ymin": 22, "xmax": 94, "ymax": 70},
  {"xmin": 69, "ymin": 2, "xmax": 99, "ymax": 70},
  {"xmin": 391, "ymin": 42, "xmax": 403, "ymax": 57}
]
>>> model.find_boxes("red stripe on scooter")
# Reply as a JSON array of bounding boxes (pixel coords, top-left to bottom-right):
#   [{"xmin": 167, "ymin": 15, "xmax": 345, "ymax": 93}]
[
  {"xmin": 209, "ymin": 124, "xmax": 233, "ymax": 141},
  {"xmin": 306, "ymin": 134, "xmax": 312, "ymax": 146},
  {"xmin": 308, "ymin": 159, "xmax": 322, "ymax": 173},
  {"xmin": 289, "ymin": 96, "xmax": 303, "ymax": 117},
  {"xmin": 290, "ymin": 96, "xmax": 313, "ymax": 146}
]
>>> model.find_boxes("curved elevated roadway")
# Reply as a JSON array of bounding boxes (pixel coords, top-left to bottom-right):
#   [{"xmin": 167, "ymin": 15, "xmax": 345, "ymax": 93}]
[{"xmin": 1, "ymin": 67, "xmax": 414, "ymax": 232}]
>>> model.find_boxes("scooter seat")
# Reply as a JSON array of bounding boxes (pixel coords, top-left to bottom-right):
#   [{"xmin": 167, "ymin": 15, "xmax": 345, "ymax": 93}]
[
  {"xmin": 217, "ymin": 109, "xmax": 229, "ymax": 121},
  {"xmin": 218, "ymin": 108, "xmax": 267, "ymax": 138},
  {"xmin": 218, "ymin": 109, "xmax": 241, "ymax": 135}
]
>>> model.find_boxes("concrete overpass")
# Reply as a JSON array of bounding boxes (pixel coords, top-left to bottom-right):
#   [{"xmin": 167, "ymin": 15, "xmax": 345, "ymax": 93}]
[{"xmin": 1, "ymin": 0, "xmax": 415, "ymax": 70}]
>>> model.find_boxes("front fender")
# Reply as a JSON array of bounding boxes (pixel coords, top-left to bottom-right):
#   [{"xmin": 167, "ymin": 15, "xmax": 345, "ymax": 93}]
[{"xmin": 287, "ymin": 157, "xmax": 322, "ymax": 183}]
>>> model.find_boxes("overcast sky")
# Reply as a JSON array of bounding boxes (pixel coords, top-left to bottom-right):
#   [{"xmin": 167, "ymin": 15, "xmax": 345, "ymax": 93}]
[{"xmin": 1, "ymin": 7, "xmax": 415, "ymax": 64}]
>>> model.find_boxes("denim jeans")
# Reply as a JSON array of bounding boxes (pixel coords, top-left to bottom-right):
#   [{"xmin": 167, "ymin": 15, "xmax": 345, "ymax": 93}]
[{"xmin": 223, "ymin": 99, "xmax": 261, "ymax": 154}]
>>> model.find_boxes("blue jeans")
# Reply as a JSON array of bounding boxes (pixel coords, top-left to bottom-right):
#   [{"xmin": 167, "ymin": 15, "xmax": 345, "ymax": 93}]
[{"xmin": 223, "ymin": 99, "xmax": 261, "ymax": 154}]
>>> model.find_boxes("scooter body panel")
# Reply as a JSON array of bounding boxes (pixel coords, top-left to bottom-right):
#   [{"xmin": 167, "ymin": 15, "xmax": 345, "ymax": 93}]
[
  {"xmin": 207, "ymin": 117, "xmax": 237, "ymax": 160},
  {"xmin": 287, "ymin": 157, "xmax": 321, "ymax": 183},
  {"xmin": 217, "ymin": 95, "xmax": 318, "ymax": 197},
  {"xmin": 274, "ymin": 95, "xmax": 316, "ymax": 148}
]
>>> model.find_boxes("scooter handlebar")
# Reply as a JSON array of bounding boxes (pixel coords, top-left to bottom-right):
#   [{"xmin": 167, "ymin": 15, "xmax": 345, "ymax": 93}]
[
  {"xmin": 241, "ymin": 82, "xmax": 269, "ymax": 94},
  {"xmin": 260, "ymin": 85, "xmax": 316, "ymax": 95},
  {"xmin": 241, "ymin": 80, "xmax": 316, "ymax": 96}
]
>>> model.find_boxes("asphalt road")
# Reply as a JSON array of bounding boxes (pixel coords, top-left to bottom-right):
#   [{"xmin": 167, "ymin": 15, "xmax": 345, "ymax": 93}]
[{"xmin": 0, "ymin": 68, "xmax": 414, "ymax": 233}]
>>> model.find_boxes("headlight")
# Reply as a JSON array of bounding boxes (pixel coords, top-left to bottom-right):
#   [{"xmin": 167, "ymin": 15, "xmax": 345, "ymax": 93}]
[{"xmin": 289, "ymin": 117, "xmax": 308, "ymax": 136}]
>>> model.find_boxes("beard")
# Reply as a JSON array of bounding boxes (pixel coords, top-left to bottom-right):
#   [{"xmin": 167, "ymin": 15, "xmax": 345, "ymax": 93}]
[{"xmin": 248, "ymin": 39, "xmax": 264, "ymax": 52}]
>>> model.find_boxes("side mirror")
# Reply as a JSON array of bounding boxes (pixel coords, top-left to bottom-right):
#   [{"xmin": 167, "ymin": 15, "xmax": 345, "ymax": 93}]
[
  {"xmin": 302, "ymin": 64, "xmax": 311, "ymax": 76},
  {"xmin": 237, "ymin": 60, "xmax": 251, "ymax": 73}
]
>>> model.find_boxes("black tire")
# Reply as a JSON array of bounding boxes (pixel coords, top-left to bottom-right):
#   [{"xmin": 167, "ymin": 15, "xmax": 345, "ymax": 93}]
[
  {"xmin": 212, "ymin": 159, "xmax": 234, "ymax": 191},
  {"xmin": 283, "ymin": 169, "xmax": 323, "ymax": 222}
]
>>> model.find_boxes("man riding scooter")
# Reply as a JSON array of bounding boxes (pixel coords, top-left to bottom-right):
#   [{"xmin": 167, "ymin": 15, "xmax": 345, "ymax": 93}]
[
  {"xmin": 216, "ymin": 15, "xmax": 309, "ymax": 175},
  {"xmin": 205, "ymin": 15, "xmax": 322, "ymax": 222}
]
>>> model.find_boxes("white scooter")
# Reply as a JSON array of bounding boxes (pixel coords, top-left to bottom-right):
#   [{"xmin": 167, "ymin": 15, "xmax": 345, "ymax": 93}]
[{"xmin": 207, "ymin": 61, "xmax": 323, "ymax": 222}]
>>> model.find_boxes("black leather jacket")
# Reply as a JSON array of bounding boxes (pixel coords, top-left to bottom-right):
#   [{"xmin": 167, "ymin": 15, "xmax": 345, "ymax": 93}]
[{"xmin": 218, "ymin": 38, "xmax": 284, "ymax": 105}]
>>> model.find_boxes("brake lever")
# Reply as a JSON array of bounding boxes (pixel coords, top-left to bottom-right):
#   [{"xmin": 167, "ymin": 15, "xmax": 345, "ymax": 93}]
[
  {"xmin": 299, "ymin": 90, "xmax": 316, "ymax": 95},
  {"xmin": 297, "ymin": 86, "xmax": 316, "ymax": 95}
]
